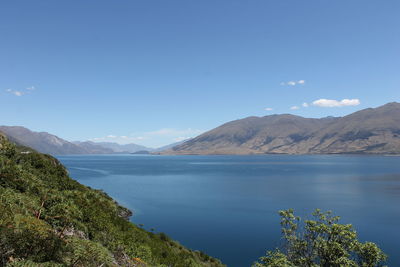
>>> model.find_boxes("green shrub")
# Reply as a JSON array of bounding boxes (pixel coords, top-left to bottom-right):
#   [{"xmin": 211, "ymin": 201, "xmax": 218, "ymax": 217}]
[
  {"xmin": 254, "ymin": 209, "xmax": 387, "ymax": 267},
  {"xmin": 0, "ymin": 135, "xmax": 225, "ymax": 267}
]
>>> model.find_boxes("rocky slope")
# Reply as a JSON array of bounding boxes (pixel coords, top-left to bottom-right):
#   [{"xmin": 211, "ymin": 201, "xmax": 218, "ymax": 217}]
[{"xmin": 166, "ymin": 102, "xmax": 400, "ymax": 155}]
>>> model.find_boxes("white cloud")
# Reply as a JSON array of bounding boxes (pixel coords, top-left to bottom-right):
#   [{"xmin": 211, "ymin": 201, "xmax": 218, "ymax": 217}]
[
  {"xmin": 6, "ymin": 89, "xmax": 24, "ymax": 96},
  {"xmin": 302, "ymin": 102, "xmax": 309, "ymax": 107},
  {"xmin": 147, "ymin": 128, "xmax": 203, "ymax": 137},
  {"xmin": 281, "ymin": 80, "xmax": 306, "ymax": 86},
  {"xmin": 147, "ymin": 128, "xmax": 176, "ymax": 135},
  {"xmin": 90, "ymin": 135, "xmax": 147, "ymax": 143},
  {"xmin": 312, "ymin": 98, "xmax": 360, "ymax": 108},
  {"xmin": 264, "ymin": 107, "xmax": 273, "ymax": 111},
  {"xmin": 290, "ymin": 106, "xmax": 300, "ymax": 110},
  {"xmin": 5, "ymin": 86, "xmax": 36, "ymax": 96}
]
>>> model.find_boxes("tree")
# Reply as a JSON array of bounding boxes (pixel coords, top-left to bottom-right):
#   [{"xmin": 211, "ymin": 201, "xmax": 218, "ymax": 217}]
[{"xmin": 254, "ymin": 209, "xmax": 387, "ymax": 267}]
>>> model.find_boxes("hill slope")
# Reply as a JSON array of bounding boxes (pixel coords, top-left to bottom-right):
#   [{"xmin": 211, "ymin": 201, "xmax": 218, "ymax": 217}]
[
  {"xmin": 0, "ymin": 127, "xmax": 151, "ymax": 155},
  {"xmin": 0, "ymin": 134, "xmax": 224, "ymax": 266},
  {"xmin": 167, "ymin": 102, "xmax": 400, "ymax": 155},
  {"xmin": 0, "ymin": 126, "xmax": 90, "ymax": 155}
]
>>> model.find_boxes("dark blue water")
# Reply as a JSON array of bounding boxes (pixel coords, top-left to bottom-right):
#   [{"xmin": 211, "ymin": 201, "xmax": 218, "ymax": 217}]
[{"xmin": 57, "ymin": 154, "xmax": 400, "ymax": 267}]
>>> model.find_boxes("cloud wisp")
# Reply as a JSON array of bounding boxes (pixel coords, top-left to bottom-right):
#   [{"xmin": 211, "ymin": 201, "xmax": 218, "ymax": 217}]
[
  {"xmin": 91, "ymin": 135, "xmax": 147, "ymax": 143},
  {"xmin": 280, "ymin": 80, "xmax": 305, "ymax": 86},
  {"xmin": 290, "ymin": 106, "xmax": 300, "ymax": 110},
  {"xmin": 264, "ymin": 107, "xmax": 273, "ymax": 111},
  {"xmin": 6, "ymin": 89, "xmax": 24, "ymax": 96},
  {"xmin": 145, "ymin": 128, "xmax": 203, "ymax": 137},
  {"xmin": 5, "ymin": 86, "xmax": 36, "ymax": 96},
  {"xmin": 312, "ymin": 98, "xmax": 360, "ymax": 108}
]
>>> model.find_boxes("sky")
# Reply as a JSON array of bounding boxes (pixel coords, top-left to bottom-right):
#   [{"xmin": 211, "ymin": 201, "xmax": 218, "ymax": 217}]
[{"xmin": 1, "ymin": 0, "xmax": 399, "ymax": 147}]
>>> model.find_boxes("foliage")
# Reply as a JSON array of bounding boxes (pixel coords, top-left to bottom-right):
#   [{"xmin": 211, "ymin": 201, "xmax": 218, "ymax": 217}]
[
  {"xmin": 65, "ymin": 238, "xmax": 114, "ymax": 267},
  {"xmin": 253, "ymin": 209, "xmax": 387, "ymax": 267},
  {"xmin": 0, "ymin": 135, "xmax": 224, "ymax": 267}
]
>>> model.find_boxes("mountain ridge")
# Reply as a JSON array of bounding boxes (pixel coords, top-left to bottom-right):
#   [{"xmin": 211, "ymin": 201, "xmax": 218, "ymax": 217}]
[
  {"xmin": 0, "ymin": 126, "xmax": 90, "ymax": 155},
  {"xmin": 164, "ymin": 102, "xmax": 400, "ymax": 155},
  {"xmin": 0, "ymin": 126, "xmax": 184, "ymax": 155}
]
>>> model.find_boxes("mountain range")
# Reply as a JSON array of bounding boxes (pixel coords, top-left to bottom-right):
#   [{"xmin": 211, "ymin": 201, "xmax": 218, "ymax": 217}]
[
  {"xmin": 2, "ymin": 102, "xmax": 400, "ymax": 155},
  {"xmin": 73, "ymin": 141, "xmax": 152, "ymax": 154},
  {"xmin": 0, "ymin": 126, "xmax": 165, "ymax": 155},
  {"xmin": 165, "ymin": 102, "xmax": 400, "ymax": 155}
]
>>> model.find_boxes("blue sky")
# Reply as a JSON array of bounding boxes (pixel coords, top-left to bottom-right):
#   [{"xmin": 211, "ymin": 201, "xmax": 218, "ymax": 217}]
[{"xmin": 1, "ymin": 0, "xmax": 399, "ymax": 147}]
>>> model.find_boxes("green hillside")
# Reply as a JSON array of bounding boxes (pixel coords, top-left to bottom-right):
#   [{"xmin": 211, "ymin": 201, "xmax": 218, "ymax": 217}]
[{"xmin": 0, "ymin": 134, "xmax": 225, "ymax": 267}]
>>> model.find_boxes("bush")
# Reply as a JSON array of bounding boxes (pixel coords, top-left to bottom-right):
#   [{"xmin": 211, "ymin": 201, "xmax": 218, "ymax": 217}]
[{"xmin": 254, "ymin": 209, "xmax": 387, "ymax": 267}]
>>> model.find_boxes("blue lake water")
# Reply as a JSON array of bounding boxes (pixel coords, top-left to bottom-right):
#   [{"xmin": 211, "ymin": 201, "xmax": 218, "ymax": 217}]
[{"xmin": 57, "ymin": 154, "xmax": 400, "ymax": 267}]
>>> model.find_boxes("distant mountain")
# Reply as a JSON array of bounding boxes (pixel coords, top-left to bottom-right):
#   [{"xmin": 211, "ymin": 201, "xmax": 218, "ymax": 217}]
[
  {"xmin": 84, "ymin": 141, "xmax": 191, "ymax": 154},
  {"xmin": 165, "ymin": 102, "xmax": 400, "ymax": 155},
  {"xmin": 72, "ymin": 141, "xmax": 115, "ymax": 154},
  {"xmin": 0, "ymin": 126, "xmax": 181, "ymax": 155},
  {"xmin": 0, "ymin": 126, "xmax": 88, "ymax": 155},
  {"xmin": 131, "ymin": 150, "xmax": 151, "ymax": 154},
  {"xmin": 92, "ymin": 142, "xmax": 154, "ymax": 153}
]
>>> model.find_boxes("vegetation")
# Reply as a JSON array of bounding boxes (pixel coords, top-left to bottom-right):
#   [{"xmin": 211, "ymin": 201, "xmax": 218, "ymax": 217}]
[
  {"xmin": 0, "ymin": 134, "xmax": 225, "ymax": 267},
  {"xmin": 253, "ymin": 209, "xmax": 387, "ymax": 267},
  {"xmin": 0, "ymin": 132, "xmax": 389, "ymax": 267}
]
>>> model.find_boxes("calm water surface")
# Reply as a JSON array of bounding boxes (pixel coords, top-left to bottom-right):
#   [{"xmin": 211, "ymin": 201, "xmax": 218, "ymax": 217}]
[{"xmin": 57, "ymin": 155, "xmax": 400, "ymax": 267}]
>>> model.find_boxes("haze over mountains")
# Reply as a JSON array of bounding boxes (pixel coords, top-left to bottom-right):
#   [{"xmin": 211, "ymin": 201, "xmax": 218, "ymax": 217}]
[
  {"xmin": 73, "ymin": 141, "xmax": 152, "ymax": 154},
  {"xmin": 166, "ymin": 102, "xmax": 400, "ymax": 155}
]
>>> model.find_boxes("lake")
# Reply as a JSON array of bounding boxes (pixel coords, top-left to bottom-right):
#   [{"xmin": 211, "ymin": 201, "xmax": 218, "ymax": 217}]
[{"xmin": 57, "ymin": 154, "xmax": 400, "ymax": 267}]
